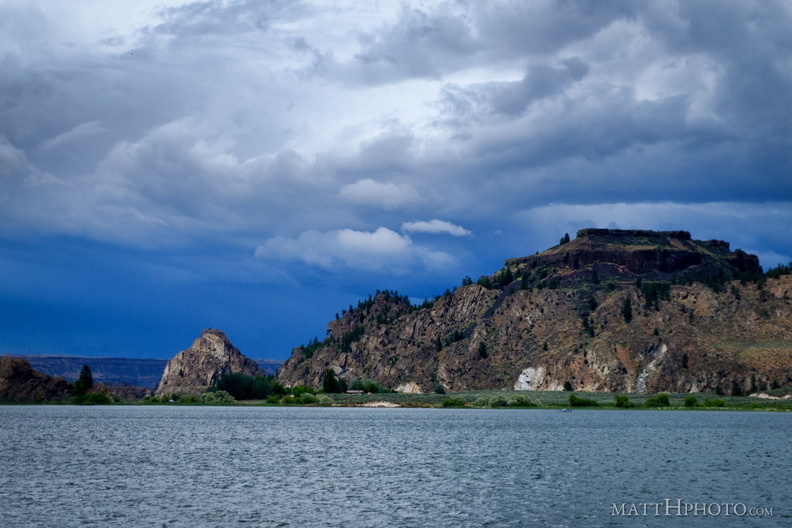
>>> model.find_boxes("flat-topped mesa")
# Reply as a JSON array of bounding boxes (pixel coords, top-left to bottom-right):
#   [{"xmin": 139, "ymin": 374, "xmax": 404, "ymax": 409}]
[
  {"xmin": 505, "ymin": 228, "xmax": 760, "ymax": 282},
  {"xmin": 576, "ymin": 228, "xmax": 692, "ymax": 241},
  {"xmin": 155, "ymin": 328, "xmax": 263, "ymax": 396}
]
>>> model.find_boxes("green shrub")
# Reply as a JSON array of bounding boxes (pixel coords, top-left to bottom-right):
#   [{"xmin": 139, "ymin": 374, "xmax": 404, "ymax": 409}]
[
  {"xmin": 291, "ymin": 385, "xmax": 316, "ymax": 397},
  {"xmin": 434, "ymin": 383, "xmax": 447, "ymax": 394},
  {"xmin": 474, "ymin": 397, "xmax": 490, "ymax": 407},
  {"xmin": 74, "ymin": 392, "xmax": 111, "ymax": 405},
  {"xmin": 316, "ymin": 394, "xmax": 334, "ymax": 407},
  {"xmin": 199, "ymin": 390, "xmax": 235, "ymax": 404},
  {"xmin": 684, "ymin": 395, "xmax": 698, "ymax": 408},
  {"xmin": 177, "ymin": 394, "xmax": 198, "ymax": 403},
  {"xmin": 349, "ymin": 379, "xmax": 385, "ymax": 394},
  {"xmin": 265, "ymin": 395, "xmax": 280, "ymax": 404},
  {"xmin": 442, "ymin": 397, "xmax": 467, "ymax": 407},
  {"xmin": 644, "ymin": 393, "xmax": 671, "ymax": 408},
  {"xmin": 507, "ymin": 395, "xmax": 537, "ymax": 407},
  {"xmin": 212, "ymin": 372, "xmax": 284, "ymax": 400},
  {"xmin": 703, "ymin": 398, "xmax": 725, "ymax": 408},
  {"xmin": 563, "ymin": 381, "xmax": 573, "ymax": 392},
  {"xmin": 614, "ymin": 394, "xmax": 636, "ymax": 408},
  {"xmin": 569, "ymin": 393, "xmax": 598, "ymax": 407},
  {"xmin": 299, "ymin": 393, "xmax": 317, "ymax": 404},
  {"xmin": 280, "ymin": 395, "xmax": 296, "ymax": 404},
  {"xmin": 489, "ymin": 395, "xmax": 508, "ymax": 408}
]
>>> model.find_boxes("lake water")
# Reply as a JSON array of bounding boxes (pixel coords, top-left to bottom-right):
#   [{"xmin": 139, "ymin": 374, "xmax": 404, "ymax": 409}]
[{"xmin": 0, "ymin": 406, "xmax": 789, "ymax": 527}]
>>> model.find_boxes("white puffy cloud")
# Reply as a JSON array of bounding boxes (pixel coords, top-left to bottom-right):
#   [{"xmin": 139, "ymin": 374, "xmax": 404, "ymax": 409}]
[
  {"xmin": 255, "ymin": 226, "xmax": 454, "ymax": 273},
  {"xmin": 402, "ymin": 219, "xmax": 471, "ymax": 236}
]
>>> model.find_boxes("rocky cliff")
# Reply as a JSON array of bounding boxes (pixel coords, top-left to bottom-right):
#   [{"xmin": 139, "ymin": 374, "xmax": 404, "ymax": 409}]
[
  {"xmin": 0, "ymin": 357, "xmax": 73, "ymax": 402},
  {"xmin": 277, "ymin": 229, "xmax": 792, "ymax": 394},
  {"xmin": 155, "ymin": 328, "xmax": 263, "ymax": 396}
]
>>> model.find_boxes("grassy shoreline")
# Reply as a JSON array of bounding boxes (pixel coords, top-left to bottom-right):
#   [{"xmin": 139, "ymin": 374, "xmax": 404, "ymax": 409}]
[
  {"xmin": 5, "ymin": 389, "xmax": 792, "ymax": 410},
  {"xmin": 317, "ymin": 389, "xmax": 792, "ymax": 410}
]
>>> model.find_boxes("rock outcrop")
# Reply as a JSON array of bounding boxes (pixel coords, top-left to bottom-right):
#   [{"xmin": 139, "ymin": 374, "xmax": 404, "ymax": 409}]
[
  {"xmin": 0, "ymin": 357, "xmax": 73, "ymax": 402},
  {"xmin": 505, "ymin": 229, "xmax": 761, "ymax": 283},
  {"xmin": 156, "ymin": 328, "xmax": 263, "ymax": 396},
  {"xmin": 277, "ymin": 229, "xmax": 792, "ymax": 394}
]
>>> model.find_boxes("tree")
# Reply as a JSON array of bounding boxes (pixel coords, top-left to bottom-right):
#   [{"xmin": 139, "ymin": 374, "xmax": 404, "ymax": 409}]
[
  {"xmin": 560, "ymin": 233, "xmax": 571, "ymax": 245},
  {"xmin": 73, "ymin": 365, "xmax": 93, "ymax": 397},
  {"xmin": 323, "ymin": 369, "xmax": 346, "ymax": 394},
  {"xmin": 622, "ymin": 298, "xmax": 633, "ymax": 323}
]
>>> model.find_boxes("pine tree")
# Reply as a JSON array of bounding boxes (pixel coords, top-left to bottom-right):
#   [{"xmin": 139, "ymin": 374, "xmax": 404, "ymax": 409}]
[
  {"xmin": 622, "ymin": 298, "xmax": 633, "ymax": 323},
  {"xmin": 73, "ymin": 365, "xmax": 93, "ymax": 396},
  {"xmin": 323, "ymin": 369, "xmax": 341, "ymax": 394}
]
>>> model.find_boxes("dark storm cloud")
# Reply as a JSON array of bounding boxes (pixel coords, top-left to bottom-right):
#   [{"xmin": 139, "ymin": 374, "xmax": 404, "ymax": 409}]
[
  {"xmin": 329, "ymin": 1, "xmax": 632, "ymax": 84},
  {"xmin": 1, "ymin": 0, "xmax": 790, "ymax": 359},
  {"xmin": 348, "ymin": 6, "xmax": 478, "ymax": 82}
]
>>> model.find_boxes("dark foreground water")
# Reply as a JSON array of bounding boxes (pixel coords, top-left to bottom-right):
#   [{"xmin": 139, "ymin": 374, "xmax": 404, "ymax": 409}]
[{"xmin": 0, "ymin": 406, "xmax": 789, "ymax": 527}]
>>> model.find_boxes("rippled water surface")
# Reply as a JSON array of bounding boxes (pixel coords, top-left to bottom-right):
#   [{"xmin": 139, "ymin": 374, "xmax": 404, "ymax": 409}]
[{"xmin": 1, "ymin": 406, "xmax": 789, "ymax": 527}]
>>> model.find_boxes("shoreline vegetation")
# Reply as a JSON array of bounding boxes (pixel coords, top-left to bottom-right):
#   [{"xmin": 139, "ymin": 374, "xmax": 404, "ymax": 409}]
[
  {"xmin": 7, "ymin": 389, "xmax": 791, "ymax": 411},
  {"xmin": 4, "ymin": 367, "xmax": 791, "ymax": 410},
  {"xmin": 138, "ymin": 371, "xmax": 792, "ymax": 410}
]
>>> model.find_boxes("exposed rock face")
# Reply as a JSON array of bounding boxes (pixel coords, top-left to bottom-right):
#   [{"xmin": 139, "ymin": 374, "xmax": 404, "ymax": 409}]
[
  {"xmin": 0, "ymin": 357, "xmax": 73, "ymax": 401},
  {"xmin": 156, "ymin": 329, "xmax": 263, "ymax": 396},
  {"xmin": 277, "ymin": 229, "xmax": 792, "ymax": 394}
]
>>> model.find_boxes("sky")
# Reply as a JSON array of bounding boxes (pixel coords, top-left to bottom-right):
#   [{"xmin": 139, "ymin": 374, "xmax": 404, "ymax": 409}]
[{"xmin": 1, "ymin": 0, "xmax": 791, "ymax": 361}]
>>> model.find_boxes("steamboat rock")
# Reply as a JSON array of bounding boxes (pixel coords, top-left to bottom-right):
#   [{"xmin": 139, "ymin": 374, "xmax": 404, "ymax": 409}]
[
  {"xmin": 156, "ymin": 329, "xmax": 262, "ymax": 396},
  {"xmin": 277, "ymin": 229, "xmax": 792, "ymax": 394}
]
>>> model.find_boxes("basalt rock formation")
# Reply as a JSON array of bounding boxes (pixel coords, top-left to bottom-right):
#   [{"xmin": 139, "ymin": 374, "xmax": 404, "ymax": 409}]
[
  {"xmin": 277, "ymin": 229, "xmax": 792, "ymax": 395},
  {"xmin": 156, "ymin": 328, "xmax": 263, "ymax": 396},
  {"xmin": 0, "ymin": 357, "xmax": 73, "ymax": 402}
]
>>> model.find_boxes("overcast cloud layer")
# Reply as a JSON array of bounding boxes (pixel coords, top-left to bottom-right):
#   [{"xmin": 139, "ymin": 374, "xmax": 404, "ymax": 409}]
[{"xmin": 1, "ymin": 0, "xmax": 791, "ymax": 360}]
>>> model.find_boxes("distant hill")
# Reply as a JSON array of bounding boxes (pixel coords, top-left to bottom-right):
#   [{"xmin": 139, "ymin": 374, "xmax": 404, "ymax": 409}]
[
  {"xmin": 5, "ymin": 354, "xmax": 283, "ymax": 389},
  {"xmin": 277, "ymin": 228, "xmax": 792, "ymax": 394},
  {"xmin": 0, "ymin": 357, "xmax": 72, "ymax": 402},
  {"xmin": 7, "ymin": 356, "xmax": 169, "ymax": 388},
  {"xmin": 249, "ymin": 359, "xmax": 283, "ymax": 376}
]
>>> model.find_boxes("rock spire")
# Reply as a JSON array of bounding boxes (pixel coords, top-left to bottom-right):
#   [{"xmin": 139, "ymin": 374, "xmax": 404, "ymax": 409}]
[{"xmin": 155, "ymin": 328, "xmax": 262, "ymax": 396}]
